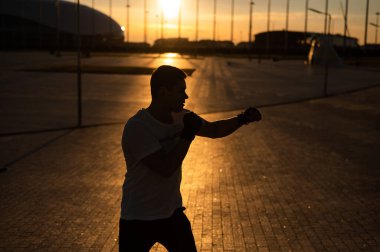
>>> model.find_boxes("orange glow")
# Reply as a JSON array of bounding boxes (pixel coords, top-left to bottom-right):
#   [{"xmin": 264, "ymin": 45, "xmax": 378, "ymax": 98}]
[
  {"xmin": 160, "ymin": 0, "xmax": 180, "ymax": 19},
  {"xmin": 161, "ymin": 53, "xmax": 179, "ymax": 65},
  {"xmin": 89, "ymin": 0, "xmax": 380, "ymax": 45}
]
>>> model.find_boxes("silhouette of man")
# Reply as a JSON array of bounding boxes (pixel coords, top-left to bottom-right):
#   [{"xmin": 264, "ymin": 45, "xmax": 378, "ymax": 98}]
[{"xmin": 119, "ymin": 65, "xmax": 261, "ymax": 251}]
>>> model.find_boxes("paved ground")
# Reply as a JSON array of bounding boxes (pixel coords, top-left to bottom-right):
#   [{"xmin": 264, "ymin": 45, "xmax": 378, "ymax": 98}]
[
  {"xmin": 1, "ymin": 52, "xmax": 380, "ymax": 134},
  {"xmin": 0, "ymin": 52, "xmax": 379, "ymax": 251}
]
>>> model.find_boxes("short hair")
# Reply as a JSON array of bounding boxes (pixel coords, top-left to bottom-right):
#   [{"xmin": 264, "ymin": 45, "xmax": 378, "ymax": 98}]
[{"xmin": 150, "ymin": 65, "xmax": 187, "ymax": 98}]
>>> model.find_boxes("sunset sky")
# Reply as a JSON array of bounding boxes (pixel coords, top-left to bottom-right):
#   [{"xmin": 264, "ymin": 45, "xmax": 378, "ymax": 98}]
[{"xmin": 79, "ymin": 0, "xmax": 380, "ymax": 45}]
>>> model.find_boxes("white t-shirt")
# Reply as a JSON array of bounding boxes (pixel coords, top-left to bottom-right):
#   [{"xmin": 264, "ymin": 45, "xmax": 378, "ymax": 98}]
[{"xmin": 120, "ymin": 109, "xmax": 187, "ymax": 220}]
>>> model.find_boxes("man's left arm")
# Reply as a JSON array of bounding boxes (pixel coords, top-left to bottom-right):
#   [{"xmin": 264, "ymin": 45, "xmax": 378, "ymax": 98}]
[{"xmin": 196, "ymin": 107, "xmax": 262, "ymax": 139}]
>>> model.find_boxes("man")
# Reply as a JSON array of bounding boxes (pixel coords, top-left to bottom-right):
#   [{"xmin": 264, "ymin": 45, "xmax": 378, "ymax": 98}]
[{"xmin": 119, "ymin": 65, "xmax": 261, "ymax": 251}]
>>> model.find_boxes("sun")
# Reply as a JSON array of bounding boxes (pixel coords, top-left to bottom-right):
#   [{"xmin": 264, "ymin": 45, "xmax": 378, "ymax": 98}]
[{"xmin": 160, "ymin": 0, "xmax": 180, "ymax": 19}]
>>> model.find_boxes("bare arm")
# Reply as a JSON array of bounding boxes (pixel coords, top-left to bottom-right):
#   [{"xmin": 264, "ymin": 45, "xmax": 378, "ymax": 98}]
[
  {"xmin": 197, "ymin": 107, "xmax": 262, "ymax": 139},
  {"xmin": 141, "ymin": 108, "xmax": 261, "ymax": 176},
  {"xmin": 141, "ymin": 138, "xmax": 192, "ymax": 178},
  {"xmin": 197, "ymin": 117, "xmax": 242, "ymax": 139}
]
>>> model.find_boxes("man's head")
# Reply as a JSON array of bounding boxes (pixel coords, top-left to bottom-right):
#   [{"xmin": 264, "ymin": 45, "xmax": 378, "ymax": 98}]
[{"xmin": 150, "ymin": 65, "xmax": 188, "ymax": 112}]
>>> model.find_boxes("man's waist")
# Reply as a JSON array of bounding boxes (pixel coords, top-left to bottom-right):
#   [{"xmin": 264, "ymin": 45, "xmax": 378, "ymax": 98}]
[{"xmin": 120, "ymin": 204, "xmax": 183, "ymax": 221}]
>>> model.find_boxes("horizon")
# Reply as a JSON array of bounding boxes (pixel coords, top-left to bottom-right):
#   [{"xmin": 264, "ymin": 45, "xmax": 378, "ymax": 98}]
[{"xmin": 79, "ymin": 0, "xmax": 380, "ymax": 45}]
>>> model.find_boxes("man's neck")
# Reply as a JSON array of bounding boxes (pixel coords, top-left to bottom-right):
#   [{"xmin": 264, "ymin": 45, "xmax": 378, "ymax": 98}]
[{"xmin": 147, "ymin": 103, "xmax": 173, "ymax": 124}]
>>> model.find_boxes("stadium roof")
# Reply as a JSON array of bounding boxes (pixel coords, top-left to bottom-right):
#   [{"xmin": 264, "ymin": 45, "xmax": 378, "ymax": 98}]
[{"xmin": 0, "ymin": 0, "xmax": 123, "ymax": 37}]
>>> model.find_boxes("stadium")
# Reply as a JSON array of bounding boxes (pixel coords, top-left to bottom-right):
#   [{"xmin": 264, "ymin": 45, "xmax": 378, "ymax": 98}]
[{"xmin": 0, "ymin": 0, "xmax": 124, "ymax": 51}]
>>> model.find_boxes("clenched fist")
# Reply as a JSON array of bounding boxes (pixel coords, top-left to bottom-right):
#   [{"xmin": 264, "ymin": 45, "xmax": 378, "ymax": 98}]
[
  {"xmin": 181, "ymin": 112, "xmax": 203, "ymax": 141},
  {"xmin": 237, "ymin": 107, "xmax": 262, "ymax": 125}
]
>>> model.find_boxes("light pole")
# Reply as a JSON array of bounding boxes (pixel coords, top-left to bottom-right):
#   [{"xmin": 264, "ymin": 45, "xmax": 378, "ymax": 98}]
[
  {"xmin": 285, "ymin": 0, "xmax": 290, "ymax": 53},
  {"xmin": 376, "ymin": 12, "xmax": 380, "ymax": 44},
  {"xmin": 213, "ymin": 0, "xmax": 217, "ymax": 43},
  {"xmin": 144, "ymin": 0, "xmax": 147, "ymax": 43},
  {"xmin": 309, "ymin": 8, "xmax": 331, "ymax": 35},
  {"xmin": 370, "ymin": 12, "xmax": 379, "ymax": 44},
  {"xmin": 156, "ymin": 14, "xmax": 159, "ymax": 42},
  {"xmin": 309, "ymin": 7, "xmax": 332, "ymax": 97},
  {"xmin": 304, "ymin": 0, "xmax": 309, "ymax": 43},
  {"xmin": 126, "ymin": 0, "xmax": 130, "ymax": 43},
  {"xmin": 249, "ymin": 0, "xmax": 254, "ymax": 53},
  {"xmin": 343, "ymin": 0, "xmax": 349, "ymax": 49},
  {"xmin": 195, "ymin": 0, "xmax": 200, "ymax": 56},
  {"xmin": 76, "ymin": 0, "xmax": 82, "ymax": 127},
  {"xmin": 109, "ymin": 0, "xmax": 112, "ymax": 35},
  {"xmin": 364, "ymin": 0, "xmax": 369, "ymax": 46},
  {"xmin": 178, "ymin": 1, "xmax": 181, "ymax": 39},
  {"xmin": 161, "ymin": 9, "xmax": 164, "ymax": 39},
  {"xmin": 324, "ymin": 0, "xmax": 329, "ymax": 35},
  {"xmin": 55, "ymin": 0, "xmax": 61, "ymax": 57},
  {"xmin": 39, "ymin": 0, "xmax": 43, "ymax": 49},
  {"xmin": 266, "ymin": 0, "xmax": 271, "ymax": 52},
  {"xmin": 267, "ymin": 0, "xmax": 271, "ymax": 32},
  {"xmin": 195, "ymin": 0, "xmax": 199, "ymax": 41},
  {"xmin": 91, "ymin": 0, "xmax": 95, "ymax": 51},
  {"xmin": 231, "ymin": 0, "xmax": 235, "ymax": 42}
]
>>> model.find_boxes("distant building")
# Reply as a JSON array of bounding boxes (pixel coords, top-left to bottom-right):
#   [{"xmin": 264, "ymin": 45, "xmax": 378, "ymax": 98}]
[
  {"xmin": 252, "ymin": 30, "xmax": 358, "ymax": 53},
  {"xmin": 326, "ymin": 34, "xmax": 359, "ymax": 48},
  {"xmin": 196, "ymin": 40, "xmax": 234, "ymax": 48},
  {"xmin": 124, "ymin": 42, "xmax": 150, "ymax": 51},
  {"xmin": 0, "ymin": 0, "xmax": 124, "ymax": 50},
  {"xmin": 152, "ymin": 38, "xmax": 234, "ymax": 52},
  {"xmin": 153, "ymin": 38, "xmax": 190, "ymax": 48}
]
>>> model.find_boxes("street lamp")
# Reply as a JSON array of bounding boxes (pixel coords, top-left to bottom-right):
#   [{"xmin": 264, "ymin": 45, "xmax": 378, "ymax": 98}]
[
  {"xmin": 39, "ymin": 0, "xmax": 43, "ymax": 49},
  {"xmin": 109, "ymin": 0, "xmax": 112, "ymax": 35},
  {"xmin": 126, "ymin": 0, "xmax": 130, "ymax": 43},
  {"xmin": 178, "ymin": 1, "xmax": 181, "ymax": 39},
  {"xmin": 304, "ymin": 0, "xmax": 309, "ymax": 42},
  {"xmin": 76, "ymin": 0, "xmax": 82, "ymax": 127},
  {"xmin": 195, "ymin": 0, "xmax": 199, "ymax": 41},
  {"xmin": 266, "ymin": 0, "xmax": 271, "ymax": 52},
  {"xmin": 308, "ymin": 7, "xmax": 332, "ymax": 97},
  {"xmin": 55, "ymin": 0, "xmax": 61, "ymax": 57},
  {"xmin": 249, "ymin": 1, "xmax": 254, "ymax": 52},
  {"xmin": 324, "ymin": 0, "xmax": 329, "ymax": 35},
  {"xmin": 267, "ymin": 0, "xmax": 271, "ymax": 32},
  {"xmin": 161, "ymin": 9, "xmax": 164, "ymax": 39},
  {"xmin": 370, "ymin": 22, "xmax": 379, "ymax": 44},
  {"xmin": 364, "ymin": 0, "xmax": 369, "ymax": 46},
  {"xmin": 343, "ymin": 0, "xmax": 349, "ymax": 49},
  {"xmin": 144, "ymin": 0, "xmax": 147, "ymax": 43},
  {"xmin": 309, "ymin": 8, "xmax": 331, "ymax": 35},
  {"xmin": 156, "ymin": 14, "xmax": 159, "ymax": 41},
  {"xmin": 213, "ymin": 0, "xmax": 217, "ymax": 43},
  {"xmin": 231, "ymin": 0, "xmax": 235, "ymax": 42},
  {"xmin": 92, "ymin": 0, "xmax": 95, "ymax": 51},
  {"xmin": 370, "ymin": 12, "xmax": 380, "ymax": 44},
  {"xmin": 285, "ymin": 0, "xmax": 290, "ymax": 53}
]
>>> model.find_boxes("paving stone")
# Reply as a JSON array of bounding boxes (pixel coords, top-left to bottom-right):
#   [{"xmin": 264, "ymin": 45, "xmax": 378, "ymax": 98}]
[{"xmin": 1, "ymin": 53, "xmax": 379, "ymax": 251}]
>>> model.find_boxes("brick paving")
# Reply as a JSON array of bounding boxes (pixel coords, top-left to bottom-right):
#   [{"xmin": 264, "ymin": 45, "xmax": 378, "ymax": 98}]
[
  {"xmin": 1, "ymin": 86, "xmax": 379, "ymax": 251},
  {"xmin": 1, "ymin": 53, "xmax": 380, "ymax": 251}
]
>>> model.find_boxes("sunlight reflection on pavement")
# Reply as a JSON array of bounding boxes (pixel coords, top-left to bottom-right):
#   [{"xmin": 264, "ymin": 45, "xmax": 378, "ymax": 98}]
[
  {"xmin": 0, "ymin": 52, "xmax": 379, "ymax": 251},
  {"xmin": 151, "ymin": 53, "xmax": 198, "ymax": 69}
]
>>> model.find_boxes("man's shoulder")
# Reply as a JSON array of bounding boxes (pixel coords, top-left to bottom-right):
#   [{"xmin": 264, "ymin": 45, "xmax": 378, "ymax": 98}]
[
  {"xmin": 125, "ymin": 108, "xmax": 190, "ymax": 130},
  {"xmin": 124, "ymin": 111, "xmax": 145, "ymax": 129},
  {"xmin": 122, "ymin": 111, "xmax": 150, "ymax": 143}
]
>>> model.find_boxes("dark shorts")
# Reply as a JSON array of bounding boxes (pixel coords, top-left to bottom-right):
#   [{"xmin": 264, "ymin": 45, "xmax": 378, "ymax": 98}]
[{"xmin": 119, "ymin": 208, "xmax": 197, "ymax": 252}]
